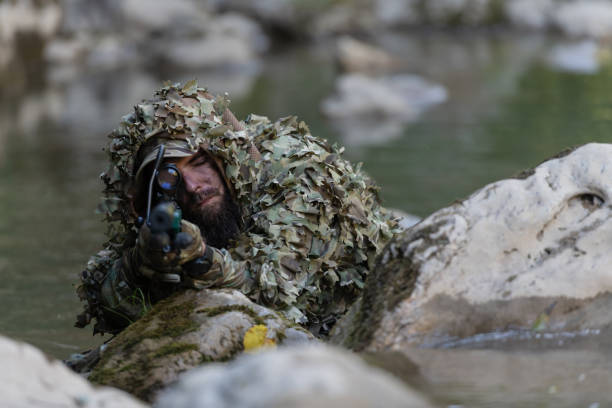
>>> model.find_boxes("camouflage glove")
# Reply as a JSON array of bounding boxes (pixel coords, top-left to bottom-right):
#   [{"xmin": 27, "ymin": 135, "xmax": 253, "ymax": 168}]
[{"xmin": 136, "ymin": 219, "xmax": 205, "ymax": 283}]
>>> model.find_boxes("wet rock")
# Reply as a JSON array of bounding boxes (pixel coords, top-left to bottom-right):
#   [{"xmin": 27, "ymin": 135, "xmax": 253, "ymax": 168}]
[
  {"xmin": 0, "ymin": 334, "xmax": 146, "ymax": 408},
  {"xmin": 209, "ymin": 0, "xmax": 306, "ymax": 36},
  {"xmin": 120, "ymin": 0, "xmax": 210, "ymax": 32},
  {"xmin": 373, "ymin": 0, "xmax": 421, "ymax": 26},
  {"xmin": 332, "ymin": 144, "xmax": 612, "ymax": 351},
  {"xmin": 336, "ymin": 36, "xmax": 396, "ymax": 73},
  {"xmin": 322, "ymin": 73, "xmax": 447, "ymax": 119},
  {"xmin": 154, "ymin": 344, "xmax": 434, "ymax": 408},
  {"xmin": 546, "ymin": 40, "xmax": 601, "ymax": 74},
  {"xmin": 154, "ymin": 13, "xmax": 265, "ymax": 69},
  {"xmin": 61, "ymin": 0, "xmax": 124, "ymax": 33},
  {"xmin": 504, "ymin": 0, "xmax": 554, "ymax": 30},
  {"xmin": 0, "ymin": 0, "xmax": 61, "ymax": 68},
  {"xmin": 47, "ymin": 0, "xmax": 267, "ymax": 70},
  {"xmin": 322, "ymin": 73, "xmax": 446, "ymax": 145},
  {"xmin": 44, "ymin": 35, "xmax": 93, "ymax": 65},
  {"xmin": 421, "ymin": 0, "xmax": 495, "ymax": 26},
  {"xmin": 552, "ymin": 0, "xmax": 612, "ymax": 39},
  {"xmin": 88, "ymin": 289, "xmax": 316, "ymax": 402}
]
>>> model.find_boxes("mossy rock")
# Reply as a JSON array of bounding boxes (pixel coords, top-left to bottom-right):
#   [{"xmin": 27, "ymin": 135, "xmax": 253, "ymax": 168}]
[{"xmin": 88, "ymin": 288, "xmax": 315, "ymax": 402}]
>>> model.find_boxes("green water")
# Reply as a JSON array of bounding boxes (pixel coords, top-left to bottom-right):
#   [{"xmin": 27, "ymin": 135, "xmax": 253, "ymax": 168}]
[{"xmin": 1, "ymin": 32, "xmax": 612, "ymax": 405}]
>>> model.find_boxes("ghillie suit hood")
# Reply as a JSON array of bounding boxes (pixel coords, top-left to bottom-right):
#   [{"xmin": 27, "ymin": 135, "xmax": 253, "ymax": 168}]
[
  {"xmin": 97, "ymin": 80, "xmax": 254, "ymax": 253},
  {"xmin": 78, "ymin": 81, "xmax": 397, "ymax": 333}
]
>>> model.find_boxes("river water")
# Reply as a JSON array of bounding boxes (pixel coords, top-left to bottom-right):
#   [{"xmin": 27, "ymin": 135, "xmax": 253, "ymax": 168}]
[{"xmin": 1, "ymin": 32, "xmax": 612, "ymax": 406}]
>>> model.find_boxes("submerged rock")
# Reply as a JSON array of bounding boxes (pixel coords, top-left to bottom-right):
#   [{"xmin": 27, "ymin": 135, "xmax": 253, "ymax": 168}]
[
  {"xmin": 154, "ymin": 344, "xmax": 434, "ymax": 408},
  {"xmin": 0, "ymin": 0, "xmax": 61, "ymax": 69},
  {"xmin": 322, "ymin": 73, "xmax": 447, "ymax": 119},
  {"xmin": 333, "ymin": 144, "xmax": 612, "ymax": 351},
  {"xmin": 322, "ymin": 73, "xmax": 446, "ymax": 145},
  {"xmin": 88, "ymin": 289, "xmax": 315, "ymax": 402},
  {"xmin": 336, "ymin": 36, "xmax": 396, "ymax": 73},
  {"xmin": 546, "ymin": 40, "xmax": 601, "ymax": 74},
  {"xmin": 0, "ymin": 334, "xmax": 146, "ymax": 408}
]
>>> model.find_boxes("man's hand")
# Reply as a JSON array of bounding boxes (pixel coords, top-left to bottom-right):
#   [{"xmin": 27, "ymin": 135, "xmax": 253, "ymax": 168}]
[{"xmin": 136, "ymin": 219, "xmax": 206, "ymax": 282}]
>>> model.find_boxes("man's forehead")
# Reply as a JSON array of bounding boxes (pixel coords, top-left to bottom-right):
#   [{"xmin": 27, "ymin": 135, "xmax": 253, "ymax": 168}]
[{"xmin": 165, "ymin": 150, "xmax": 209, "ymax": 166}]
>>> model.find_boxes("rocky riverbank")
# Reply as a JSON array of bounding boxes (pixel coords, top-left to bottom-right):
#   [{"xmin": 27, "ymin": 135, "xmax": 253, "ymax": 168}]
[
  {"xmin": 3, "ymin": 0, "xmax": 612, "ymax": 75},
  {"xmin": 6, "ymin": 144, "xmax": 612, "ymax": 406}
]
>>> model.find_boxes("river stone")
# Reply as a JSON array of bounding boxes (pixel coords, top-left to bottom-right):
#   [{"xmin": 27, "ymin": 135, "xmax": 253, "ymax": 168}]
[
  {"xmin": 546, "ymin": 40, "xmax": 601, "ymax": 74},
  {"xmin": 332, "ymin": 143, "xmax": 612, "ymax": 351},
  {"xmin": 322, "ymin": 73, "xmax": 447, "ymax": 119},
  {"xmin": 336, "ymin": 36, "xmax": 396, "ymax": 73},
  {"xmin": 0, "ymin": 334, "xmax": 146, "ymax": 408},
  {"xmin": 504, "ymin": 0, "xmax": 554, "ymax": 30},
  {"xmin": 47, "ymin": 0, "xmax": 267, "ymax": 70},
  {"xmin": 88, "ymin": 288, "xmax": 316, "ymax": 402},
  {"xmin": 154, "ymin": 344, "xmax": 434, "ymax": 408},
  {"xmin": 552, "ymin": 0, "xmax": 612, "ymax": 39}
]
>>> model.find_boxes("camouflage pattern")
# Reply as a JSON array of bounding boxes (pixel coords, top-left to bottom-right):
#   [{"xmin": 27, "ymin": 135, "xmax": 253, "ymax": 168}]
[{"xmin": 76, "ymin": 81, "xmax": 398, "ymax": 334}]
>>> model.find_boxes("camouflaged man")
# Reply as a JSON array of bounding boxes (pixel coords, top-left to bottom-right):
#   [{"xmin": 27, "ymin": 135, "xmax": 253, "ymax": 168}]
[{"xmin": 75, "ymin": 81, "xmax": 397, "ymax": 336}]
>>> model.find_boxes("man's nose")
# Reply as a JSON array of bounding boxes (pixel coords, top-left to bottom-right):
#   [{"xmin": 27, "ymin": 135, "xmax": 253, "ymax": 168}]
[{"xmin": 182, "ymin": 172, "xmax": 200, "ymax": 193}]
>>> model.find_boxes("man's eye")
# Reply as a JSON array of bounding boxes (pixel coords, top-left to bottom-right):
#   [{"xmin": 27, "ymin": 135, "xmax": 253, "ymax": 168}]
[{"xmin": 191, "ymin": 156, "xmax": 209, "ymax": 166}]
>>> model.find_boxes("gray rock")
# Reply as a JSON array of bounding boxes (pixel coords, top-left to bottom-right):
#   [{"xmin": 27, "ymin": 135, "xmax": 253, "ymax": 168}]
[
  {"xmin": 333, "ymin": 144, "xmax": 612, "ymax": 351},
  {"xmin": 47, "ymin": 0, "xmax": 267, "ymax": 70},
  {"xmin": 546, "ymin": 40, "xmax": 601, "ymax": 74},
  {"xmin": 422, "ymin": 0, "xmax": 492, "ymax": 26},
  {"xmin": 154, "ymin": 344, "xmax": 434, "ymax": 408},
  {"xmin": 336, "ymin": 36, "xmax": 396, "ymax": 73},
  {"xmin": 155, "ymin": 13, "xmax": 266, "ymax": 69},
  {"xmin": 504, "ymin": 0, "xmax": 554, "ymax": 30},
  {"xmin": 119, "ymin": 0, "xmax": 211, "ymax": 33},
  {"xmin": 552, "ymin": 0, "xmax": 612, "ymax": 39},
  {"xmin": 207, "ymin": 0, "xmax": 306, "ymax": 36},
  {"xmin": 88, "ymin": 289, "xmax": 316, "ymax": 402},
  {"xmin": 0, "ymin": 334, "xmax": 146, "ymax": 408},
  {"xmin": 322, "ymin": 73, "xmax": 447, "ymax": 119},
  {"xmin": 322, "ymin": 73, "xmax": 446, "ymax": 145},
  {"xmin": 61, "ymin": 0, "xmax": 124, "ymax": 33},
  {"xmin": 373, "ymin": 0, "xmax": 421, "ymax": 26}
]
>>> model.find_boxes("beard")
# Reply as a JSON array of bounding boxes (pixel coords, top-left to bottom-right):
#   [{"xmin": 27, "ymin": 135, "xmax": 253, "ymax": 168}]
[{"xmin": 181, "ymin": 190, "xmax": 241, "ymax": 249}]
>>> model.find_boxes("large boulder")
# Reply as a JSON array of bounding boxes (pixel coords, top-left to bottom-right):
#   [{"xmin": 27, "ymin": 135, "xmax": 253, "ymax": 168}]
[
  {"xmin": 154, "ymin": 344, "xmax": 434, "ymax": 408},
  {"xmin": 88, "ymin": 289, "xmax": 315, "ymax": 402},
  {"xmin": 0, "ymin": 334, "xmax": 146, "ymax": 408},
  {"xmin": 333, "ymin": 143, "xmax": 612, "ymax": 351}
]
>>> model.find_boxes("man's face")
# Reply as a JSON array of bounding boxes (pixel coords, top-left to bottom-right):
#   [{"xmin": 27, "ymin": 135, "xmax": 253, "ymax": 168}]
[
  {"xmin": 175, "ymin": 151, "xmax": 227, "ymax": 216},
  {"xmin": 170, "ymin": 150, "xmax": 241, "ymax": 248}
]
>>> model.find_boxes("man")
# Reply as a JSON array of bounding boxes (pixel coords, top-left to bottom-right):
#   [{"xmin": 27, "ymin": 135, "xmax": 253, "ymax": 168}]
[{"xmin": 75, "ymin": 82, "xmax": 397, "ymax": 336}]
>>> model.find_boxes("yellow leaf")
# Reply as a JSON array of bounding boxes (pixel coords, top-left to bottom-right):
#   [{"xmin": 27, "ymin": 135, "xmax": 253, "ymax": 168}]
[{"xmin": 243, "ymin": 324, "xmax": 276, "ymax": 353}]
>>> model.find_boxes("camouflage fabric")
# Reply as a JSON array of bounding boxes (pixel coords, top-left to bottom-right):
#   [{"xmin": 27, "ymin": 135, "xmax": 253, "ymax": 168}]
[{"xmin": 76, "ymin": 81, "xmax": 398, "ymax": 334}]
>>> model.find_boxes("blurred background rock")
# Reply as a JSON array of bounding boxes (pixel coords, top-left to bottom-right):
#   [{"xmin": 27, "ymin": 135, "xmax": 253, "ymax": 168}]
[{"xmin": 1, "ymin": 0, "xmax": 612, "ymax": 362}]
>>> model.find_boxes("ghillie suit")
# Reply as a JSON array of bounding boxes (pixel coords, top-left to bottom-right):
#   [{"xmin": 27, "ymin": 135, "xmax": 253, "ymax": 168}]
[{"xmin": 76, "ymin": 81, "xmax": 397, "ymax": 335}]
